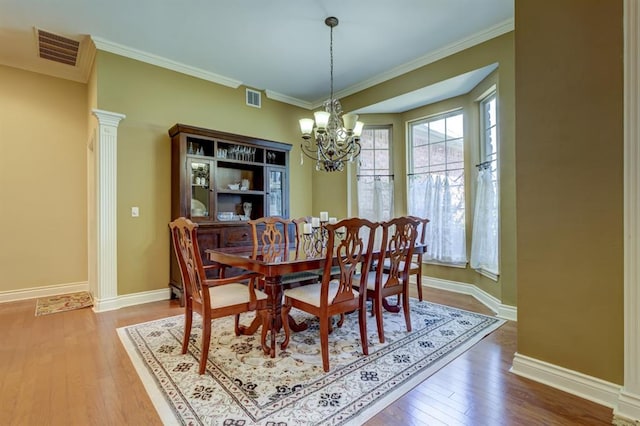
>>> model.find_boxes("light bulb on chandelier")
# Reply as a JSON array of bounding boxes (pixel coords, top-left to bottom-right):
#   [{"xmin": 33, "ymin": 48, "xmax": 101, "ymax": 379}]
[{"xmin": 299, "ymin": 16, "xmax": 364, "ymax": 172}]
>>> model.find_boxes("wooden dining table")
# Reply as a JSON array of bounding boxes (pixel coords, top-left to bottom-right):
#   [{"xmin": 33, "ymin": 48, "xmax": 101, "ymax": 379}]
[{"xmin": 206, "ymin": 242, "xmax": 427, "ymax": 358}]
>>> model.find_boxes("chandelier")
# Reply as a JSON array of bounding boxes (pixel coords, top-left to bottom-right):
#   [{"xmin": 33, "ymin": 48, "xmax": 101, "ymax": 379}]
[{"xmin": 299, "ymin": 17, "xmax": 364, "ymax": 172}]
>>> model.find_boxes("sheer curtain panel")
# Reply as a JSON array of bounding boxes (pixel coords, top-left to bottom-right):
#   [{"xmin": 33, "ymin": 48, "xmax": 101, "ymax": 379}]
[
  {"xmin": 470, "ymin": 168, "xmax": 499, "ymax": 274},
  {"xmin": 408, "ymin": 173, "xmax": 467, "ymax": 265},
  {"xmin": 357, "ymin": 176, "xmax": 394, "ymax": 222}
]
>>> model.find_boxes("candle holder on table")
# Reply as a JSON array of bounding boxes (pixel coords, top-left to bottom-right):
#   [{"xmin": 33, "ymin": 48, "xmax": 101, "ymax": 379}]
[{"xmin": 301, "ymin": 213, "xmax": 340, "ymax": 258}]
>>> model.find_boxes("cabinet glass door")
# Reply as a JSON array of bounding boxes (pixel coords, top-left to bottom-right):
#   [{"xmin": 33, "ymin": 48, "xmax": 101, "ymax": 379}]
[
  {"xmin": 267, "ymin": 167, "xmax": 286, "ymax": 217},
  {"xmin": 189, "ymin": 158, "xmax": 212, "ymax": 220}
]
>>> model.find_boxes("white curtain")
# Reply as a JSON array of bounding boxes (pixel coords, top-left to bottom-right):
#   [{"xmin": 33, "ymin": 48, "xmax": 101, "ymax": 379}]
[
  {"xmin": 470, "ymin": 168, "xmax": 499, "ymax": 274},
  {"xmin": 357, "ymin": 176, "xmax": 394, "ymax": 222},
  {"xmin": 408, "ymin": 174, "xmax": 467, "ymax": 265}
]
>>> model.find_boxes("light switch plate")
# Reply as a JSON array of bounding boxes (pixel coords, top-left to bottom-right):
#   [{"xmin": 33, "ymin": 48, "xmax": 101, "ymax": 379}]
[{"xmin": 131, "ymin": 207, "xmax": 139, "ymax": 217}]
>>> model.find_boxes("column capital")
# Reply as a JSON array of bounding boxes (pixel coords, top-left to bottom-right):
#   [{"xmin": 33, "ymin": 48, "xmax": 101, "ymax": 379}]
[{"xmin": 92, "ymin": 109, "xmax": 126, "ymax": 127}]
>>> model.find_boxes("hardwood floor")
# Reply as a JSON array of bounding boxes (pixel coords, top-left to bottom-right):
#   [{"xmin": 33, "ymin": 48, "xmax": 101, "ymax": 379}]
[{"xmin": 0, "ymin": 287, "xmax": 613, "ymax": 425}]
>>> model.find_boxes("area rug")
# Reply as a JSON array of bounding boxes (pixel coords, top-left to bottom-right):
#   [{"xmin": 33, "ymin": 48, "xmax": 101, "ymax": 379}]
[
  {"xmin": 35, "ymin": 291, "xmax": 93, "ymax": 316},
  {"xmin": 117, "ymin": 299, "xmax": 505, "ymax": 425}
]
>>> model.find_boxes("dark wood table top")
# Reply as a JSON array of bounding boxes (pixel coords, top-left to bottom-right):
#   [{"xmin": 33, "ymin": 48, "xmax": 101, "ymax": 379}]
[{"xmin": 206, "ymin": 242, "xmax": 427, "ymax": 277}]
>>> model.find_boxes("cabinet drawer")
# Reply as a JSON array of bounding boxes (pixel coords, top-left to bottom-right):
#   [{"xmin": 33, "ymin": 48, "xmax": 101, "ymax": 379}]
[{"xmin": 222, "ymin": 225, "xmax": 253, "ymax": 247}]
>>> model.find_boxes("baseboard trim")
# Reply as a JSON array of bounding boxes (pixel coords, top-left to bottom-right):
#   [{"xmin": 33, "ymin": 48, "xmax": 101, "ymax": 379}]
[
  {"xmin": 0, "ymin": 281, "xmax": 89, "ymax": 303},
  {"xmin": 0, "ymin": 282, "xmax": 172, "ymax": 313},
  {"xmin": 511, "ymin": 352, "xmax": 621, "ymax": 409},
  {"xmin": 614, "ymin": 389, "xmax": 640, "ymax": 424},
  {"xmin": 419, "ymin": 275, "xmax": 517, "ymax": 321},
  {"xmin": 93, "ymin": 288, "xmax": 171, "ymax": 312}
]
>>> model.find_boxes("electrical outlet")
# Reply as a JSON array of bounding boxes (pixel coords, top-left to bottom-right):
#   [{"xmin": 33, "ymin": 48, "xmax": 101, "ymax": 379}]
[{"xmin": 131, "ymin": 207, "xmax": 139, "ymax": 217}]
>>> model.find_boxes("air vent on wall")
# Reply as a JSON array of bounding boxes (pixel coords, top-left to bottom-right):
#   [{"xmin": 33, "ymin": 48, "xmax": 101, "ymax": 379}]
[
  {"xmin": 37, "ymin": 29, "xmax": 80, "ymax": 66},
  {"xmin": 246, "ymin": 88, "xmax": 262, "ymax": 108}
]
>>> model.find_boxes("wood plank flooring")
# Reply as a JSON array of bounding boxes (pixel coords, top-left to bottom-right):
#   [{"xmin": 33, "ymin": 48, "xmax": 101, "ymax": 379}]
[{"xmin": 0, "ymin": 287, "xmax": 613, "ymax": 425}]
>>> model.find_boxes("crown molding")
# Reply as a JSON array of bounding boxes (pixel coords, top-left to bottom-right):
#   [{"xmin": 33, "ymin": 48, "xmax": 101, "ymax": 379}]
[
  {"xmin": 91, "ymin": 36, "xmax": 242, "ymax": 89},
  {"xmin": 265, "ymin": 90, "xmax": 313, "ymax": 110},
  {"xmin": 313, "ymin": 18, "xmax": 515, "ymax": 109}
]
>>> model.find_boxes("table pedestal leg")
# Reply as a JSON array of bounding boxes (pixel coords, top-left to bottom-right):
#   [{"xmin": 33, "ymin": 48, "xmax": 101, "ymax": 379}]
[
  {"xmin": 262, "ymin": 276, "xmax": 283, "ymax": 358},
  {"xmin": 261, "ymin": 276, "xmax": 310, "ymax": 357}
]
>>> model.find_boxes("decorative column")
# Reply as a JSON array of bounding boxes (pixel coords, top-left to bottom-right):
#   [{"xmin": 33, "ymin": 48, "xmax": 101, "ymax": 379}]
[
  {"xmin": 91, "ymin": 109, "xmax": 125, "ymax": 312},
  {"xmin": 615, "ymin": 1, "xmax": 640, "ymax": 424}
]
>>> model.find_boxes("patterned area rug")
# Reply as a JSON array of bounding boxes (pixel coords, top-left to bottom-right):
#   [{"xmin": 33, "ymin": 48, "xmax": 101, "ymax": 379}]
[
  {"xmin": 118, "ymin": 299, "xmax": 505, "ymax": 425},
  {"xmin": 35, "ymin": 291, "xmax": 93, "ymax": 316}
]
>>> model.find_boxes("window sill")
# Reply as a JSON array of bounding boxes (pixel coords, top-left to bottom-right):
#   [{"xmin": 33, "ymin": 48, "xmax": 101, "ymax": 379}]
[
  {"xmin": 475, "ymin": 268, "xmax": 499, "ymax": 282},
  {"xmin": 423, "ymin": 260, "xmax": 468, "ymax": 269}
]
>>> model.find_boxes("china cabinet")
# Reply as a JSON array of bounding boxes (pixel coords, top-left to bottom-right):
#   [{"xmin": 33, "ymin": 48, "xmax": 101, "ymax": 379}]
[{"xmin": 168, "ymin": 123, "xmax": 291, "ymax": 302}]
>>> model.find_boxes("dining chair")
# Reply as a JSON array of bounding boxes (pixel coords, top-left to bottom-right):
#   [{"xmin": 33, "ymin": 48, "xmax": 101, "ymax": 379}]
[
  {"xmin": 379, "ymin": 216, "xmax": 430, "ymax": 301},
  {"xmin": 280, "ymin": 217, "xmax": 378, "ymax": 372},
  {"xmin": 170, "ymin": 217, "xmax": 268, "ymax": 374},
  {"xmin": 355, "ymin": 216, "xmax": 419, "ymax": 343}
]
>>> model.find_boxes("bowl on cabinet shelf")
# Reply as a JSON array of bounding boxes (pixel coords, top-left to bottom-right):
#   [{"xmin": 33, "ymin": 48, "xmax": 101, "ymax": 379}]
[{"xmin": 217, "ymin": 212, "xmax": 234, "ymax": 221}]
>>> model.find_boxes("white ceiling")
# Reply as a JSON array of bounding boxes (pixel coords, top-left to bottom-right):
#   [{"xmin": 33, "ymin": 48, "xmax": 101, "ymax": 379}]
[{"xmin": 0, "ymin": 0, "xmax": 513, "ymax": 111}]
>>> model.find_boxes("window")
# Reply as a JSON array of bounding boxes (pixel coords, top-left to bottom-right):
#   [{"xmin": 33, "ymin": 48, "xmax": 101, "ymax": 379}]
[
  {"xmin": 470, "ymin": 92, "xmax": 499, "ymax": 277},
  {"xmin": 407, "ymin": 110, "xmax": 467, "ymax": 265},
  {"xmin": 357, "ymin": 126, "xmax": 393, "ymax": 221}
]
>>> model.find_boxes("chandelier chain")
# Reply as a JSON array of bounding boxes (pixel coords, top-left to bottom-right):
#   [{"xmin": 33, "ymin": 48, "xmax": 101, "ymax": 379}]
[{"xmin": 329, "ymin": 22, "xmax": 334, "ymax": 102}]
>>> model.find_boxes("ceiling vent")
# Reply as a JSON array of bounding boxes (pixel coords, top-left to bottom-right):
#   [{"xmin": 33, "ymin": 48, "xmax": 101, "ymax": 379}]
[
  {"xmin": 37, "ymin": 29, "xmax": 80, "ymax": 66},
  {"xmin": 246, "ymin": 89, "xmax": 261, "ymax": 108}
]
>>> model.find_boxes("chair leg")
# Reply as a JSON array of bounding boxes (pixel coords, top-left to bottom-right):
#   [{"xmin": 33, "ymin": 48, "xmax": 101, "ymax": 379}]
[
  {"xmin": 234, "ymin": 314, "xmax": 241, "ymax": 336},
  {"xmin": 199, "ymin": 318, "xmax": 212, "ymax": 375},
  {"xmin": 358, "ymin": 305, "xmax": 369, "ymax": 356},
  {"xmin": 416, "ymin": 271, "xmax": 423, "ymax": 301},
  {"xmin": 403, "ymin": 286, "xmax": 412, "ymax": 332},
  {"xmin": 375, "ymin": 294, "xmax": 385, "ymax": 344},
  {"xmin": 320, "ymin": 315, "xmax": 330, "ymax": 372},
  {"xmin": 182, "ymin": 303, "xmax": 193, "ymax": 354},
  {"xmin": 280, "ymin": 299, "xmax": 292, "ymax": 351},
  {"xmin": 337, "ymin": 313, "xmax": 345, "ymax": 328}
]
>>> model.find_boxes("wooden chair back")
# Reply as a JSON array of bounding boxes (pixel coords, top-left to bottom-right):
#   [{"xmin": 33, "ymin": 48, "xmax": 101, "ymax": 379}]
[
  {"xmin": 322, "ymin": 217, "xmax": 378, "ymax": 305},
  {"xmin": 248, "ymin": 216, "xmax": 292, "ymax": 262},
  {"xmin": 377, "ymin": 216, "xmax": 419, "ymax": 290},
  {"xmin": 409, "ymin": 215, "xmax": 430, "ymax": 248},
  {"xmin": 292, "ymin": 216, "xmax": 311, "ymax": 257},
  {"xmin": 169, "ymin": 217, "xmax": 211, "ymax": 307}
]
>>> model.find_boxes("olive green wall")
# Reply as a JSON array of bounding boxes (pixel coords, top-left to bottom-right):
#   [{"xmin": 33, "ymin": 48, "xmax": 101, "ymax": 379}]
[
  {"xmin": 515, "ymin": 0, "xmax": 623, "ymax": 383},
  {"xmin": 0, "ymin": 65, "xmax": 88, "ymax": 292},
  {"xmin": 94, "ymin": 52, "xmax": 314, "ymax": 295},
  {"xmin": 320, "ymin": 32, "xmax": 516, "ymax": 306}
]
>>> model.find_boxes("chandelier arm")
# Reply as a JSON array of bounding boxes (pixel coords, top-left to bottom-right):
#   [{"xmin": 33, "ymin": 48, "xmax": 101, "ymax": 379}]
[{"xmin": 301, "ymin": 142, "xmax": 320, "ymax": 161}]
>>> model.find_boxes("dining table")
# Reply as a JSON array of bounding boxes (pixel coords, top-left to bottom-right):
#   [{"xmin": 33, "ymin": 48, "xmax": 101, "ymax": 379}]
[{"xmin": 206, "ymin": 241, "xmax": 427, "ymax": 358}]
